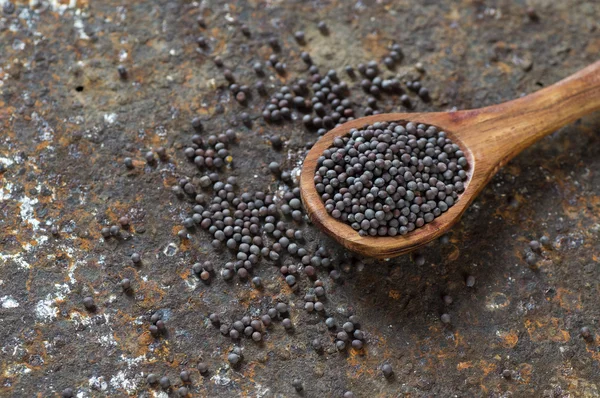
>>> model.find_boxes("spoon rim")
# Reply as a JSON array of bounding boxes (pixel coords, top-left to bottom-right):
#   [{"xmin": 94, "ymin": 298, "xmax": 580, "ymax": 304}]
[{"xmin": 300, "ymin": 113, "xmax": 478, "ymax": 258}]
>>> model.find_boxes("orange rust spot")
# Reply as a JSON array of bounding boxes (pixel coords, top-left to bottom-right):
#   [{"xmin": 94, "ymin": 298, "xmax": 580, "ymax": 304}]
[
  {"xmin": 480, "ymin": 360, "xmax": 496, "ymax": 377},
  {"xmin": 388, "ymin": 289, "xmax": 401, "ymax": 299},
  {"xmin": 457, "ymin": 361, "xmax": 472, "ymax": 370},
  {"xmin": 524, "ymin": 317, "xmax": 570, "ymax": 342},
  {"xmin": 517, "ymin": 363, "xmax": 533, "ymax": 384},
  {"xmin": 497, "ymin": 330, "xmax": 519, "ymax": 348},
  {"xmin": 180, "ymin": 269, "xmax": 191, "ymax": 280},
  {"xmin": 553, "ymin": 288, "xmax": 582, "ymax": 312},
  {"xmin": 238, "ymin": 288, "xmax": 262, "ymax": 306}
]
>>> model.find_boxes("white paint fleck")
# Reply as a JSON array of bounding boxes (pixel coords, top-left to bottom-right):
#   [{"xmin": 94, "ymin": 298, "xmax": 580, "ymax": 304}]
[
  {"xmin": 99, "ymin": 333, "xmax": 117, "ymax": 347},
  {"xmin": 0, "ymin": 252, "xmax": 31, "ymax": 269},
  {"xmin": 12, "ymin": 39, "xmax": 25, "ymax": 51},
  {"xmin": 0, "ymin": 157, "xmax": 14, "ymax": 166},
  {"xmin": 35, "ymin": 299, "xmax": 58, "ymax": 321},
  {"xmin": 1, "ymin": 295, "xmax": 19, "ymax": 308},
  {"xmin": 19, "ymin": 195, "xmax": 41, "ymax": 230},
  {"xmin": 73, "ymin": 10, "xmax": 89, "ymax": 40},
  {"xmin": 35, "ymin": 284, "xmax": 71, "ymax": 322},
  {"xmin": 184, "ymin": 278, "xmax": 198, "ymax": 290},
  {"xmin": 0, "ymin": 181, "xmax": 13, "ymax": 201},
  {"xmin": 119, "ymin": 49, "xmax": 128, "ymax": 61},
  {"xmin": 88, "ymin": 375, "xmax": 108, "ymax": 391},
  {"xmin": 163, "ymin": 242, "xmax": 178, "ymax": 257},
  {"xmin": 254, "ymin": 383, "xmax": 271, "ymax": 397},
  {"xmin": 109, "ymin": 370, "xmax": 138, "ymax": 394},
  {"xmin": 104, "ymin": 113, "xmax": 118, "ymax": 124},
  {"xmin": 120, "ymin": 354, "xmax": 146, "ymax": 369},
  {"xmin": 5, "ymin": 364, "xmax": 31, "ymax": 376},
  {"xmin": 211, "ymin": 373, "xmax": 231, "ymax": 386}
]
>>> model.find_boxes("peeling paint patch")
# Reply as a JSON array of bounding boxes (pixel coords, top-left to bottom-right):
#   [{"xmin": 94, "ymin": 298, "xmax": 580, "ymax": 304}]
[
  {"xmin": 1, "ymin": 295, "xmax": 19, "ymax": 308},
  {"xmin": 35, "ymin": 284, "xmax": 71, "ymax": 322},
  {"xmin": 109, "ymin": 370, "xmax": 138, "ymax": 394},
  {"xmin": 35, "ymin": 299, "xmax": 58, "ymax": 321},
  {"xmin": 120, "ymin": 354, "xmax": 147, "ymax": 369},
  {"xmin": 99, "ymin": 333, "xmax": 117, "ymax": 347},
  {"xmin": 0, "ymin": 252, "xmax": 31, "ymax": 269},
  {"xmin": 211, "ymin": 372, "xmax": 231, "ymax": 386},
  {"xmin": 19, "ymin": 195, "xmax": 41, "ymax": 230},
  {"xmin": 163, "ymin": 242, "xmax": 178, "ymax": 256},
  {"xmin": 88, "ymin": 375, "xmax": 108, "ymax": 391},
  {"xmin": 104, "ymin": 113, "xmax": 118, "ymax": 125}
]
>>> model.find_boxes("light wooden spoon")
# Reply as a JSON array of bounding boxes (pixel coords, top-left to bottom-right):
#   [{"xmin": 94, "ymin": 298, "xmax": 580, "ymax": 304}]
[{"xmin": 300, "ymin": 61, "xmax": 600, "ymax": 259}]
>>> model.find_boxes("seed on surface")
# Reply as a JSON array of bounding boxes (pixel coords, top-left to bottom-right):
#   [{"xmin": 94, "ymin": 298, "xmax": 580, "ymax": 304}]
[
  {"xmin": 209, "ymin": 313, "xmax": 220, "ymax": 325},
  {"xmin": 252, "ymin": 331, "xmax": 262, "ymax": 342},
  {"xmin": 312, "ymin": 338, "xmax": 322, "ymax": 351},
  {"xmin": 178, "ymin": 387, "xmax": 188, "ymax": 396},
  {"xmin": 180, "ymin": 371, "xmax": 190, "ymax": 382},
  {"xmin": 110, "ymin": 225, "xmax": 120, "ymax": 236},
  {"xmin": 198, "ymin": 362, "xmax": 208, "ymax": 374},
  {"xmin": 325, "ymin": 317, "xmax": 336, "ymax": 328},
  {"xmin": 159, "ymin": 376, "xmax": 170, "ymax": 389},
  {"xmin": 61, "ymin": 388, "xmax": 74, "ymax": 398},
  {"xmin": 294, "ymin": 31, "xmax": 305, "ymax": 44},
  {"xmin": 526, "ymin": 7, "xmax": 539, "ymax": 21},
  {"xmin": 147, "ymin": 374, "xmax": 158, "ymax": 384},
  {"xmin": 268, "ymin": 37, "xmax": 280, "ymax": 51},
  {"xmin": 466, "ymin": 275, "xmax": 476, "ymax": 287},
  {"xmin": 131, "ymin": 252, "xmax": 141, "ymax": 264},
  {"xmin": 351, "ymin": 339, "xmax": 363, "ymax": 349},
  {"xmin": 525, "ymin": 252, "xmax": 537, "ymax": 266},
  {"xmin": 292, "ymin": 378, "xmax": 303, "ymax": 391},
  {"xmin": 382, "ymin": 363, "xmax": 393, "ymax": 378},
  {"xmin": 276, "ymin": 302, "xmax": 288, "ymax": 313},
  {"xmin": 120, "ymin": 278, "xmax": 131, "ymax": 291},
  {"xmin": 529, "ymin": 240, "xmax": 541, "ymax": 252},
  {"xmin": 241, "ymin": 24, "xmax": 250, "ymax": 37},
  {"xmin": 285, "ymin": 275, "xmax": 296, "ymax": 286},
  {"xmin": 440, "ymin": 313, "xmax": 451, "ymax": 324},
  {"xmin": 443, "ymin": 295, "xmax": 453, "ymax": 305},
  {"xmin": 282, "ymin": 318, "xmax": 292, "ymax": 329},
  {"xmin": 502, "ymin": 369, "xmax": 512, "ymax": 379},
  {"xmin": 83, "ymin": 297, "xmax": 95, "ymax": 311},
  {"xmin": 317, "ymin": 21, "xmax": 328, "ymax": 35},
  {"xmin": 581, "ymin": 326, "xmax": 592, "ymax": 341},
  {"xmin": 343, "ymin": 322, "xmax": 354, "ymax": 333},
  {"xmin": 344, "ymin": 392, "xmax": 355, "ymax": 398},
  {"xmin": 3, "ymin": 1, "xmax": 16, "ymax": 15},
  {"xmin": 124, "ymin": 157, "xmax": 134, "ymax": 169},
  {"xmin": 228, "ymin": 353, "xmax": 241, "ymax": 365}
]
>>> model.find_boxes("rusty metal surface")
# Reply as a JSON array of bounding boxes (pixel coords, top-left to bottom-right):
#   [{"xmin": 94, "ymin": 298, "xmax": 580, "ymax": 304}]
[{"xmin": 1, "ymin": 0, "xmax": 600, "ymax": 397}]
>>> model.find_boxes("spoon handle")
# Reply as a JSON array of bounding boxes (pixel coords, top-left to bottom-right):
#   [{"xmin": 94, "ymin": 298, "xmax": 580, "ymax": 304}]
[{"xmin": 460, "ymin": 60, "xmax": 600, "ymax": 170}]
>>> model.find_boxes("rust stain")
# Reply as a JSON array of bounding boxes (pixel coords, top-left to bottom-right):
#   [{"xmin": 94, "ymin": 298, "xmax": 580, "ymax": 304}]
[{"xmin": 524, "ymin": 317, "xmax": 570, "ymax": 343}]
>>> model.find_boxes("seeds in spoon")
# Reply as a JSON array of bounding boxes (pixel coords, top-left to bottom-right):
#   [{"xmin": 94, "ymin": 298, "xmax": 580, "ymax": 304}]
[{"xmin": 315, "ymin": 121, "xmax": 468, "ymax": 237}]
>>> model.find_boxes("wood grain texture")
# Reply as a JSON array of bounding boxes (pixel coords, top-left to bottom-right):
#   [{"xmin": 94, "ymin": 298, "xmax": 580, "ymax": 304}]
[{"xmin": 300, "ymin": 61, "xmax": 600, "ymax": 259}]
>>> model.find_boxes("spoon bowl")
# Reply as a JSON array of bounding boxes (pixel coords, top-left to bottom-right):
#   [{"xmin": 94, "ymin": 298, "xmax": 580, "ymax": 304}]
[{"xmin": 300, "ymin": 61, "xmax": 600, "ymax": 258}]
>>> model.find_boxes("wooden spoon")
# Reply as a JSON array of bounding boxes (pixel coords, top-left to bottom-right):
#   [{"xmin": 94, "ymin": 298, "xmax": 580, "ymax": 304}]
[{"xmin": 300, "ymin": 61, "xmax": 600, "ymax": 259}]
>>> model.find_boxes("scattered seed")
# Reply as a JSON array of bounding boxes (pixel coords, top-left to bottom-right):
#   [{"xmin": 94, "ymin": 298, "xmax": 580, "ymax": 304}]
[{"xmin": 382, "ymin": 363, "xmax": 393, "ymax": 378}]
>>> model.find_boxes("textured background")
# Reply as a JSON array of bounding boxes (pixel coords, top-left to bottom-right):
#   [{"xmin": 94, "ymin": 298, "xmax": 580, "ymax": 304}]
[{"xmin": 1, "ymin": 0, "xmax": 599, "ymax": 397}]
